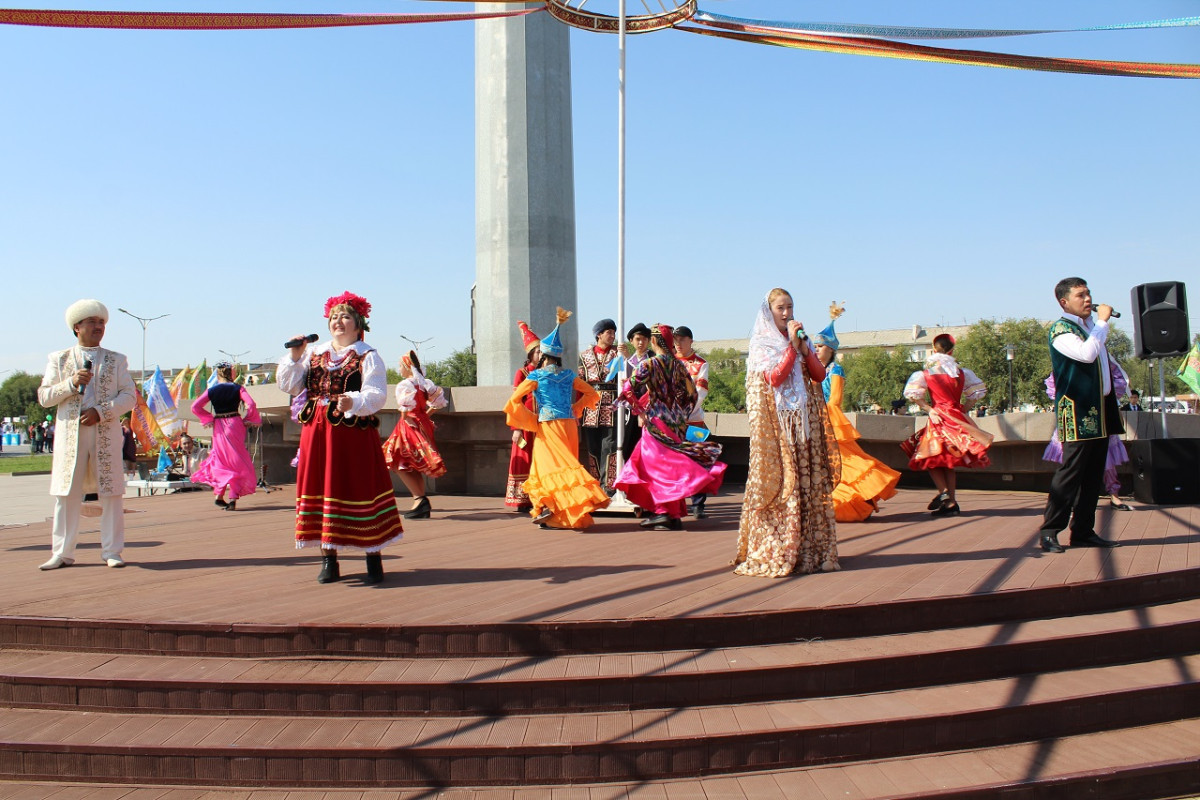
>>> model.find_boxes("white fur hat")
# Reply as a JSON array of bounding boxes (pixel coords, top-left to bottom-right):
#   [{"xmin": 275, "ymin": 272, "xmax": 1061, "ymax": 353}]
[{"xmin": 65, "ymin": 299, "xmax": 109, "ymax": 331}]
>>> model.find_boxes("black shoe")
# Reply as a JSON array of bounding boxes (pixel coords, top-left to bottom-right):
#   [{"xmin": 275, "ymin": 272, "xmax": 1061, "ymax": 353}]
[
  {"xmin": 214, "ymin": 497, "xmax": 228, "ymax": 508},
  {"xmin": 364, "ymin": 553, "xmax": 384, "ymax": 585},
  {"xmin": 652, "ymin": 516, "xmax": 684, "ymax": 532},
  {"xmin": 931, "ymin": 501, "xmax": 960, "ymax": 517},
  {"xmin": 691, "ymin": 503, "xmax": 707, "ymax": 519},
  {"xmin": 1069, "ymin": 531, "xmax": 1121, "ymax": 548},
  {"xmin": 317, "ymin": 554, "xmax": 341, "ymax": 583},
  {"xmin": 224, "ymin": 500, "xmax": 237, "ymax": 512},
  {"xmin": 927, "ymin": 492, "xmax": 949, "ymax": 511},
  {"xmin": 1040, "ymin": 532, "xmax": 1065, "ymax": 553},
  {"xmin": 644, "ymin": 514, "xmax": 671, "ymax": 530},
  {"xmin": 404, "ymin": 496, "xmax": 431, "ymax": 520},
  {"xmin": 532, "ymin": 508, "xmax": 553, "ymax": 523},
  {"xmin": 1109, "ymin": 499, "xmax": 1133, "ymax": 511},
  {"xmin": 639, "ymin": 516, "xmax": 656, "ymax": 528}
]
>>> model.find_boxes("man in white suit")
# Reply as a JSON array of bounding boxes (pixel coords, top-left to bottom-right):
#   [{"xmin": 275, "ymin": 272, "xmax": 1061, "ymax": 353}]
[{"xmin": 37, "ymin": 299, "xmax": 137, "ymax": 570}]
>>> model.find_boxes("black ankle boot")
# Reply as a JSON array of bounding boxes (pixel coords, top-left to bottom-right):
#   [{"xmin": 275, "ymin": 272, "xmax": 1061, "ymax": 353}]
[
  {"xmin": 404, "ymin": 496, "xmax": 431, "ymax": 520},
  {"xmin": 364, "ymin": 553, "xmax": 384, "ymax": 585},
  {"xmin": 317, "ymin": 553, "xmax": 340, "ymax": 583}
]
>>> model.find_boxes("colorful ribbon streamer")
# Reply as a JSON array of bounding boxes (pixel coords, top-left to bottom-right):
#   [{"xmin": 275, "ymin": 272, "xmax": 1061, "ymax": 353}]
[
  {"xmin": 680, "ymin": 19, "xmax": 1200, "ymax": 79},
  {"xmin": 694, "ymin": 10, "xmax": 1200, "ymax": 41},
  {"xmin": 0, "ymin": 5, "xmax": 538, "ymax": 29}
]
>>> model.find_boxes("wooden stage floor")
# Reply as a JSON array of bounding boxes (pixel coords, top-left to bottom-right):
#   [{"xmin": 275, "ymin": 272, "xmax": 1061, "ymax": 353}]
[{"xmin": 3, "ymin": 485, "xmax": 1197, "ymax": 630}]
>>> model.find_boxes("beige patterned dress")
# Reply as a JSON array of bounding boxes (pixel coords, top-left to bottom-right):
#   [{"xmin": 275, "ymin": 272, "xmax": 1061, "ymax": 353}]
[{"xmin": 733, "ymin": 305, "xmax": 841, "ymax": 578}]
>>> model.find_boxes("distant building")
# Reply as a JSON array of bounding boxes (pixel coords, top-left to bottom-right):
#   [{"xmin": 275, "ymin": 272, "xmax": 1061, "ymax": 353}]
[{"xmin": 694, "ymin": 323, "xmax": 975, "ymax": 363}]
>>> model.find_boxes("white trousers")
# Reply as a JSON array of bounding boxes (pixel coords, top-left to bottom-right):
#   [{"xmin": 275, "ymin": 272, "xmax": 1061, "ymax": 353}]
[{"xmin": 50, "ymin": 423, "xmax": 125, "ymax": 562}]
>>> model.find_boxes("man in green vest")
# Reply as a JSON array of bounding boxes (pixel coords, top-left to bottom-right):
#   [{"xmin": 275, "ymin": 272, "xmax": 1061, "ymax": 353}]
[{"xmin": 1039, "ymin": 277, "xmax": 1124, "ymax": 553}]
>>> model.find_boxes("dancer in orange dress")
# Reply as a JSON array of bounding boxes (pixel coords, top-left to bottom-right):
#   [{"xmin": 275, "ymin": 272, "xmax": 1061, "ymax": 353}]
[
  {"xmin": 503, "ymin": 308, "xmax": 610, "ymax": 530},
  {"xmin": 382, "ymin": 350, "xmax": 447, "ymax": 520},
  {"xmin": 812, "ymin": 304, "xmax": 900, "ymax": 522},
  {"xmin": 902, "ymin": 334, "xmax": 992, "ymax": 517}
]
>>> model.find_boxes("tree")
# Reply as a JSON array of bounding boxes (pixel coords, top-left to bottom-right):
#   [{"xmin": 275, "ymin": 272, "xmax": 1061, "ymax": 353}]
[
  {"xmin": 840, "ymin": 345, "xmax": 914, "ymax": 411},
  {"xmin": 425, "ymin": 348, "xmax": 477, "ymax": 388},
  {"xmin": 1117, "ymin": 327, "xmax": 1193, "ymax": 399},
  {"xmin": 701, "ymin": 347, "xmax": 746, "ymax": 413},
  {"xmin": 0, "ymin": 372, "xmax": 42, "ymax": 421},
  {"xmin": 955, "ymin": 318, "xmax": 1052, "ymax": 410}
]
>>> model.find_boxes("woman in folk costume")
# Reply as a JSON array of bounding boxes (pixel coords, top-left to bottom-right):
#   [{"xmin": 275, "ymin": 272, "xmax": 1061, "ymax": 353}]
[
  {"xmin": 1042, "ymin": 360, "xmax": 1133, "ymax": 511},
  {"xmin": 277, "ymin": 291, "xmax": 403, "ymax": 585},
  {"xmin": 382, "ymin": 350, "xmax": 448, "ymax": 520},
  {"xmin": 734, "ymin": 288, "xmax": 841, "ymax": 578},
  {"xmin": 902, "ymin": 333, "xmax": 992, "ymax": 517},
  {"xmin": 614, "ymin": 323, "xmax": 726, "ymax": 531},
  {"xmin": 505, "ymin": 320, "xmax": 542, "ymax": 512},
  {"xmin": 504, "ymin": 308, "xmax": 611, "ymax": 530},
  {"xmin": 812, "ymin": 304, "xmax": 901, "ymax": 522},
  {"xmin": 190, "ymin": 362, "xmax": 261, "ymax": 511}
]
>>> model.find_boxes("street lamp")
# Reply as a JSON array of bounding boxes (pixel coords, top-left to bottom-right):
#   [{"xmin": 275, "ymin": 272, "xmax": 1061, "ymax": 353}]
[
  {"xmin": 1003, "ymin": 343, "xmax": 1016, "ymax": 412},
  {"xmin": 218, "ymin": 349, "xmax": 250, "ymax": 376},
  {"xmin": 118, "ymin": 308, "xmax": 170, "ymax": 384}
]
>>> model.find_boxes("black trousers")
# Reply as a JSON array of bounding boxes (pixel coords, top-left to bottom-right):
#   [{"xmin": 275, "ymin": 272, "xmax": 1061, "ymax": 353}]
[
  {"xmin": 581, "ymin": 424, "xmax": 617, "ymax": 491},
  {"xmin": 1040, "ymin": 436, "xmax": 1109, "ymax": 540}
]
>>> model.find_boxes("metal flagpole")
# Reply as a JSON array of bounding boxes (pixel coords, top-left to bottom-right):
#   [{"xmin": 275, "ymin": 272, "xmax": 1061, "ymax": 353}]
[{"xmin": 608, "ymin": 0, "xmax": 638, "ymax": 513}]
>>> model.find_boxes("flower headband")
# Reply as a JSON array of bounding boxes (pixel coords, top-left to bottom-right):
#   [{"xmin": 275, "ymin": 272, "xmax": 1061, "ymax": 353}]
[{"xmin": 324, "ymin": 291, "xmax": 372, "ymax": 320}]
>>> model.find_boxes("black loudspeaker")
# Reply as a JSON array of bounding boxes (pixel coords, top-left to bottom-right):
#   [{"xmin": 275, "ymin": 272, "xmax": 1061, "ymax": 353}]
[
  {"xmin": 1127, "ymin": 439, "xmax": 1200, "ymax": 505},
  {"xmin": 1130, "ymin": 282, "xmax": 1189, "ymax": 358}
]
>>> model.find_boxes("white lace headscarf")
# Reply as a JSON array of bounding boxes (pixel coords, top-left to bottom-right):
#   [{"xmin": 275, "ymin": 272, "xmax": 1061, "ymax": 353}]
[{"xmin": 747, "ymin": 290, "xmax": 809, "ymax": 435}]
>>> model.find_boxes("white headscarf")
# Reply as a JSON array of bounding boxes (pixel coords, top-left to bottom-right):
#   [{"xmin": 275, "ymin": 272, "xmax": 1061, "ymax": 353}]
[{"xmin": 747, "ymin": 290, "xmax": 809, "ymax": 433}]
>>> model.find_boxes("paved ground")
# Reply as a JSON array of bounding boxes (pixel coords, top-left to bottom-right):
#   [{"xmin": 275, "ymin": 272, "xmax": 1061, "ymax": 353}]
[{"xmin": 2, "ymin": 476, "xmax": 1194, "ymax": 628}]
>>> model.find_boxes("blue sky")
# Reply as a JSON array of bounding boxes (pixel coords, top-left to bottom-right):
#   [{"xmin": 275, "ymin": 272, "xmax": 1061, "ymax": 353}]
[{"xmin": 2, "ymin": 1, "xmax": 1197, "ymax": 380}]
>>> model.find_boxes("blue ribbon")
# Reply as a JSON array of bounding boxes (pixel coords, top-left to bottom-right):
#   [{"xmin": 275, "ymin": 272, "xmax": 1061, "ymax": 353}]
[{"xmin": 694, "ymin": 10, "xmax": 1200, "ymax": 41}]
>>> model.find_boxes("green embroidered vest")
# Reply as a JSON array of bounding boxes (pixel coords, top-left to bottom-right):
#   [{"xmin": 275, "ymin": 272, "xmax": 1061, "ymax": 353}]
[{"xmin": 1048, "ymin": 317, "xmax": 1112, "ymax": 442}]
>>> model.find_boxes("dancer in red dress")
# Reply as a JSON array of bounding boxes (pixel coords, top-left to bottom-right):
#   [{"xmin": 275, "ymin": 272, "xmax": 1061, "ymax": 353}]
[
  {"xmin": 505, "ymin": 321, "xmax": 541, "ymax": 511},
  {"xmin": 902, "ymin": 334, "xmax": 992, "ymax": 516},
  {"xmin": 277, "ymin": 291, "xmax": 403, "ymax": 585},
  {"xmin": 382, "ymin": 350, "xmax": 447, "ymax": 520}
]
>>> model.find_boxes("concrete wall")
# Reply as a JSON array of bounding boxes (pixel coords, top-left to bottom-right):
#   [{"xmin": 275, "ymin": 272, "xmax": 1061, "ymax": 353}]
[{"xmin": 180, "ymin": 384, "xmax": 1200, "ymax": 496}]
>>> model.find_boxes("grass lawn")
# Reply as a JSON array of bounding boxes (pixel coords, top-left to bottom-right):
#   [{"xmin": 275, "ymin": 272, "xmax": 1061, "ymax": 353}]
[{"xmin": 0, "ymin": 454, "xmax": 53, "ymax": 474}]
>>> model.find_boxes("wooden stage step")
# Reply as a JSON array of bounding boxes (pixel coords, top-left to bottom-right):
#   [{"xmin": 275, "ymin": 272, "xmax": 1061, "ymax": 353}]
[
  {"xmin": 1, "ymin": 488, "xmax": 1198, "ymax": 796},
  {"xmin": 4, "ymin": 597, "xmax": 1200, "ymax": 717},
  {"xmin": 1, "ymin": 719, "xmax": 1199, "ymax": 798}
]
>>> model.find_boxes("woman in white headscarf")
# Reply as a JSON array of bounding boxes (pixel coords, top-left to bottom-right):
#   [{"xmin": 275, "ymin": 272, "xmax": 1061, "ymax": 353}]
[{"xmin": 733, "ymin": 288, "xmax": 840, "ymax": 578}]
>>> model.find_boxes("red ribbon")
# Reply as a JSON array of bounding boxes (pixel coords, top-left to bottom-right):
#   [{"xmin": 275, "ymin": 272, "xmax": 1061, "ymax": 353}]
[{"xmin": 0, "ymin": 6, "xmax": 539, "ymax": 30}]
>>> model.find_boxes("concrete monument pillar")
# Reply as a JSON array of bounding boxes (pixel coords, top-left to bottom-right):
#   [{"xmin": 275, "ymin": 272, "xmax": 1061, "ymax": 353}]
[{"xmin": 475, "ymin": 3, "xmax": 578, "ymax": 387}]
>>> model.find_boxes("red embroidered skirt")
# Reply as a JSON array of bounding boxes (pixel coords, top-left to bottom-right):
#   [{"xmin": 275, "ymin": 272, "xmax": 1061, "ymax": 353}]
[{"xmin": 295, "ymin": 413, "xmax": 403, "ymax": 551}]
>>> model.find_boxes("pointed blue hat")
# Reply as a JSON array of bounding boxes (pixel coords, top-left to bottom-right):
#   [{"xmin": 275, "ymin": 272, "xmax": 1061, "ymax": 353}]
[
  {"xmin": 810, "ymin": 302, "xmax": 845, "ymax": 350},
  {"xmin": 540, "ymin": 307, "xmax": 572, "ymax": 357}
]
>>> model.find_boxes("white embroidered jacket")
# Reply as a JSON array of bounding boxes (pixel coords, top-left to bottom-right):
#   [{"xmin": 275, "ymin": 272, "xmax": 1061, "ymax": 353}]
[{"xmin": 38, "ymin": 345, "xmax": 137, "ymax": 497}]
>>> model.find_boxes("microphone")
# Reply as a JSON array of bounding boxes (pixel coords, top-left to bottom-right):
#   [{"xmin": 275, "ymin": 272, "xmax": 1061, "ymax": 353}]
[
  {"xmin": 79, "ymin": 358, "xmax": 92, "ymax": 394},
  {"xmin": 284, "ymin": 333, "xmax": 319, "ymax": 349},
  {"xmin": 1097, "ymin": 305, "xmax": 1121, "ymax": 319}
]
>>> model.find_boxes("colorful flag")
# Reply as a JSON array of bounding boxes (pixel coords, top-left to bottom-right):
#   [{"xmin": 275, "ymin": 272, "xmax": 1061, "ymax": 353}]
[
  {"xmin": 156, "ymin": 446, "xmax": 173, "ymax": 474},
  {"xmin": 169, "ymin": 366, "xmax": 190, "ymax": 406},
  {"xmin": 142, "ymin": 367, "xmax": 182, "ymax": 436},
  {"xmin": 188, "ymin": 360, "xmax": 209, "ymax": 400},
  {"xmin": 129, "ymin": 386, "xmax": 161, "ymax": 454},
  {"xmin": 1178, "ymin": 341, "xmax": 1200, "ymax": 396}
]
